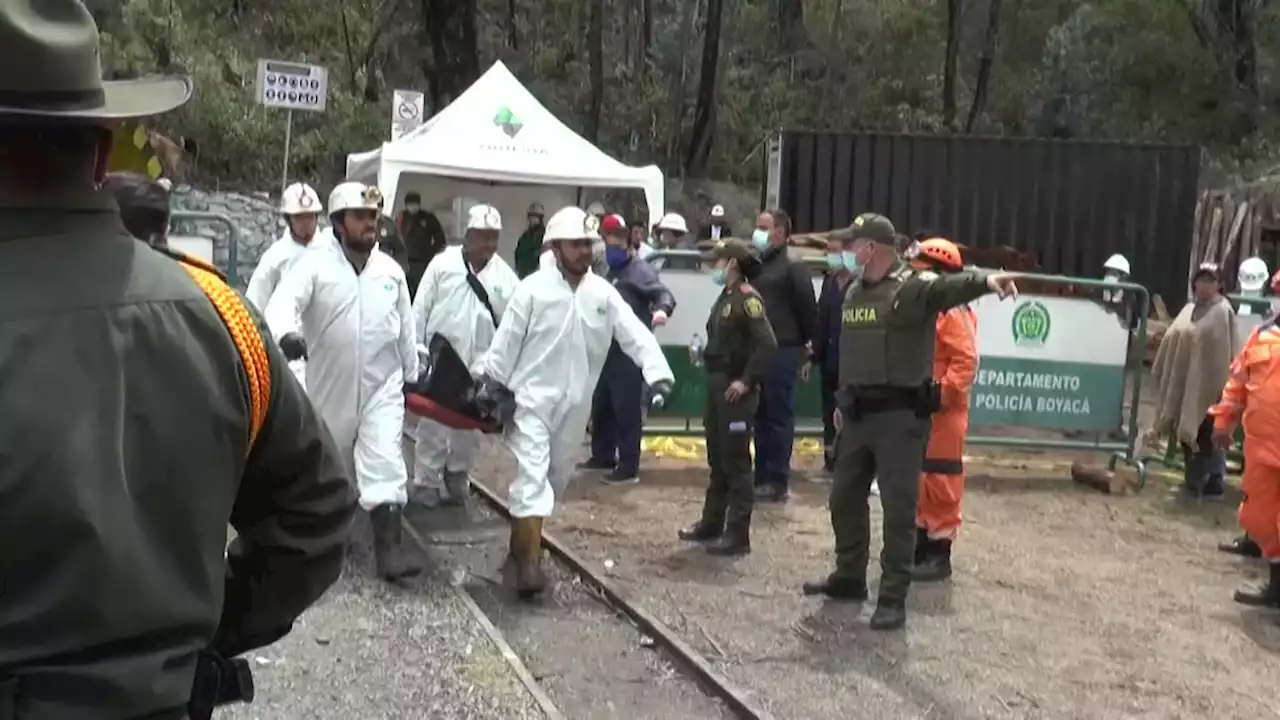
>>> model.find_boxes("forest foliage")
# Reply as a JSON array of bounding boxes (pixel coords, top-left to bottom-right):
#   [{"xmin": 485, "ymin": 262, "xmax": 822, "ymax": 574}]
[{"xmin": 88, "ymin": 0, "xmax": 1280, "ymax": 192}]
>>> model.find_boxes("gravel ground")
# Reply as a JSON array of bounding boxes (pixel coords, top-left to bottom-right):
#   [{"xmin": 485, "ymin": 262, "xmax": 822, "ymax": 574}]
[
  {"xmin": 220, "ymin": 517, "xmax": 542, "ymax": 720},
  {"xmin": 465, "ymin": 432, "xmax": 1280, "ymax": 720}
]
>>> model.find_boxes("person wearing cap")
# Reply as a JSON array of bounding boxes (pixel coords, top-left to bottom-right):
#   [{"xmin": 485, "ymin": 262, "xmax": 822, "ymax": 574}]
[
  {"xmin": 266, "ymin": 181, "xmax": 421, "ymax": 582},
  {"xmin": 749, "ymin": 208, "xmax": 818, "ymax": 503},
  {"xmin": 398, "ymin": 190, "xmax": 448, "ymax": 294},
  {"xmin": 906, "ymin": 237, "xmax": 978, "ymax": 582},
  {"xmin": 376, "ymin": 202, "xmax": 411, "ymax": 277},
  {"xmin": 699, "ymin": 203, "xmax": 730, "ymax": 241},
  {"xmin": 678, "ymin": 239, "xmax": 778, "ymax": 555},
  {"xmin": 411, "ymin": 203, "xmax": 519, "ymax": 506},
  {"xmin": 472, "ymin": 206, "xmax": 675, "ymax": 598},
  {"xmin": 581, "ymin": 213, "xmax": 678, "ymax": 485},
  {"xmin": 103, "ymin": 170, "xmax": 171, "ymax": 249},
  {"xmin": 515, "ymin": 201, "xmax": 547, "ymax": 278},
  {"xmin": 0, "ymin": 3, "xmax": 356, "ymax": 715},
  {"xmin": 1152, "ymin": 262, "xmax": 1238, "ymax": 499},
  {"xmin": 802, "ymin": 212, "xmax": 1017, "ymax": 631}
]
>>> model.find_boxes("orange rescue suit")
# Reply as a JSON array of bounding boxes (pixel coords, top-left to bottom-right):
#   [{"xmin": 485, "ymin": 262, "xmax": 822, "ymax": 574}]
[
  {"xmin": 917, "ymin": 304, "xmax": 979, "ymax": 540},
  {"xmin": 1210, "ymin": 320, "xmax": 1280, "ymax": 558}
]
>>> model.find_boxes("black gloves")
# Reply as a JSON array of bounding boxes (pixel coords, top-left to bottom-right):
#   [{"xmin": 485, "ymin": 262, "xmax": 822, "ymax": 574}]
[
  {"xmin": 649, "ymin": 380, "xmax": 674, "ymax": 409},
  {"xmin": 278, "ymin": 332, "xmax": 307, "ymax": 361}
]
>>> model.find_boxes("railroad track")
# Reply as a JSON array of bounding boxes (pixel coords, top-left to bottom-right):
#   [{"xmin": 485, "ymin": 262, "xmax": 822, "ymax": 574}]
[{"xmin": 400, "ymin": 478, "xmax": 774, "ymax": 720}]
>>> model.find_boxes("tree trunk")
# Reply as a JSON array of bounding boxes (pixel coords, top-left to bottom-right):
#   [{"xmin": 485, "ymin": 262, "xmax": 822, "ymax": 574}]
[
  {"xmin": 418, "ymin": 0, "xmax": 481, "ymax": 111},
  {"xmin": 642, "ymin": 0, "xmax": 654, "ymax": 53},
  {"xmin": 685, "ymin": 0, "xmax": 724, "ymax": 178},
  {"xmin": 942, "ymin": 0, "xmax": 963, "ymax": 130},
  {"xmin": 664, "ymin": 0, "xmax": 698, "ymax": 170},
  {"xmin": 586, "ymin": 0, "xmax": 604, "ymax": 144},
  {"xmin": 964, "ymin": 0, "xmax": 1002, "ymax": 133},
  {"xmin": 507, "ymin": 0, "xmax": 519, "ymax": 50},
  {"xmin": 775, "ymin": 0, "xmax": 806, "ymax": 50}
]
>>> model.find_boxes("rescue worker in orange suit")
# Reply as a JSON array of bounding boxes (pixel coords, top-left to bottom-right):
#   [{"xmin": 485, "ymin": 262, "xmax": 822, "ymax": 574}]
[
  {"xmin": 908, "ymin": 237, "xmax": 978, "ymax": 582},
  {"xmin": 1211, "ymin": 304, "xmax": 1280, "ymax": 606}
]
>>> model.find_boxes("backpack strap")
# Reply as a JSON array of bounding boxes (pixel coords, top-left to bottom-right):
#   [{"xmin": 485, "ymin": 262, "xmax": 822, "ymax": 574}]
[{"xmin": 171, "ymin": 252, "xmax": 272, "ymax": 455}]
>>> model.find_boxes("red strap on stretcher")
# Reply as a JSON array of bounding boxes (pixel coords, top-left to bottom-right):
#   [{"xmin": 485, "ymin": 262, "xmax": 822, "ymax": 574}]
[{"xmin": 405, "ymin": 393, "xmax": 501, "ymax": 433}]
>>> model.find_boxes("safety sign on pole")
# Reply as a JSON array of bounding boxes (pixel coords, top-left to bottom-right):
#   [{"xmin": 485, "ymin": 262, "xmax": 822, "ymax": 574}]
[
  {"xmin": 254, "ymin": 59, "xmax": 328, "ymax": 195},
  {"xmin": 391, "ymin": 89, "xmax": 425, "ymax": 141}
]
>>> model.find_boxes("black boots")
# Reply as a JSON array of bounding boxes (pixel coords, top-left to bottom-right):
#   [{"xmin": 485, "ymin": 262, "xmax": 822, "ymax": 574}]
[
  {"xmin": 801, "ymin": 574, "xmax": 869, "ymax": 601},
  {"xmin": 1234, "ymin": 562, "xmax": 1280, "ymax": 608},
  {"xmin": 370, "ymin": 505, "xmax": 421, "ymax": 582},
  {"xmin": 912, "ymin": 537, "xmax": 953, "ymax": 582},
  {"xmin": 1220, "ymin": 534, "xmax": 1263, "ymax": 558},
  {"xmin": 706, "ymin": 521, "xmax": 750, "ymax": 556},
  {"xmin": 508, "ymin": 517, "xmax": 547, "ymax": 599},
  {"xmin": 869, "ymin": 601, "xmax": 907, "ymax": 631},
  {"xmin": 913, "ymin": 527, "xmax": 929, "ymax": 565},
  {"xmin": 678, "ymin": 519, "xmax": 722, "ymax": 542}
]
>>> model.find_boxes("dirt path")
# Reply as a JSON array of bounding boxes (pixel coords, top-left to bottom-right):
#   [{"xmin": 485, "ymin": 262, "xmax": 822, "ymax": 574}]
[{"xmin": 469, "ymin": 439, "xmax": 1280, "ymax": 720}]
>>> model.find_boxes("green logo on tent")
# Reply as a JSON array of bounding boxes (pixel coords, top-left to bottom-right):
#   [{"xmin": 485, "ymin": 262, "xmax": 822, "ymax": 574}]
[
  {"xmin": 494, "ymin": 106, "xmax": 523, "ymax": 138},
  {"xmin": 1010, "ymin": 300, "xmax": 1050, "ymax": 347}
]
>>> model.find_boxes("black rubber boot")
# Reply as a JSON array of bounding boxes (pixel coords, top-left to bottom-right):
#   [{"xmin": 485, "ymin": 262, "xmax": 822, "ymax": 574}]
[
  {"xmin": 678, "ymin": 519, "xmax": 723, "ymax": 542},
  {"xmin": 1234, "ymin": 562, "xmax": 1280, "ymax": 608},
  {"xmin": 1181, "ymin": 453, "xmax": 1210, "ymax": 496},
  {"xmin": 1202, "ymin": 473, "xmax": 1226, "ymax": 498},
  {"xmin": 371, "ymin": 505, "xmax": 421, "ymax": 582},
  {"xmin": 869, "ymin": 600, "xmax": 907, "ymax": 631},
  {"xmin": 1220, "ymin": 534, "xmax": 1263, "ymax": 558},
  {"xmin": 511, "ymin": 517, "xmax": 547, "ymax": 600},
  {"xmin": 801, "ymin": 574, "xmax": 868, "ymax": 601},
  {"xmin": 911, "ymin": 539, "xmax": 953, "ymax": 582},
  {"xmin": 705, "ymin": 520, "xmax": 750, "ymax": 556},
  {"xmin": 913, "ymin": 527, "xmax": 929, "ymax": 566}
]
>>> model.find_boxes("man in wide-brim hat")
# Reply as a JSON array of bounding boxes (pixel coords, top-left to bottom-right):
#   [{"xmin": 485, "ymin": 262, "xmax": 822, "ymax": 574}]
[{"xmin": 0, "ymin": 2, "xmax": 358, "ymax": 718}]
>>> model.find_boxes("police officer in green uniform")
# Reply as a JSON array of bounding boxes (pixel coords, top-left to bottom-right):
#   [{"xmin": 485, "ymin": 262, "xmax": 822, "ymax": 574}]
[
  {"xmin": 679, "ymin": 239, "xmax": 778, "ymax": 555},
  {"xmin": 0, "ymin": 4, "xmax": 357, "ymax": 715},
  {"xmin": 802, "ymin": 214, "xmax": 1018, "ymax": 631},
  {"xmin": 376, "ymin": 202, "xmax": 411, "ymax": 278}
]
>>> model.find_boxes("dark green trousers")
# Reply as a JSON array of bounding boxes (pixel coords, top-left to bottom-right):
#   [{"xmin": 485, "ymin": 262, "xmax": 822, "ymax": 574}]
[
  {"xmin": 830, "ymin": 408, "xmax": 930, "ymax": 602},
  {"xmin": 702, "ymin": 373, "xmax": 758, "ymax": 527}
]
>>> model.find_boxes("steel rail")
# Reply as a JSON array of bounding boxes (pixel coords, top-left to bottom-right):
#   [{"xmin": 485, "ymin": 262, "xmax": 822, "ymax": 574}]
[{"xmin": 467, "ymin": 478, "xmax": 776, "ymax": 720}]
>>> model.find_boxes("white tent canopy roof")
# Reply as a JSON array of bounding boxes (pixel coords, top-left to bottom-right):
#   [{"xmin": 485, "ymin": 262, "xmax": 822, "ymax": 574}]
[{"xmin": 346, "ymin": 60, "xmax": 664, "ymax": 224}]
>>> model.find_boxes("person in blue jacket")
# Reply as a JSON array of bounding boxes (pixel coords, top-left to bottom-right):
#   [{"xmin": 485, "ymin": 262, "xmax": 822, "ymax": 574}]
[
  {"xmin": 581, "ymin": 214, "xmax": 677, "ymax": 484},
  {"xmin": 811, "ymin": 232, "xmax": 858, "ymax": 477}
]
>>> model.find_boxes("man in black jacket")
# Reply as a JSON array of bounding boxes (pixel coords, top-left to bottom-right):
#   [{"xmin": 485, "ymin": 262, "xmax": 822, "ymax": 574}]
[
  {"xmin": 0, "ymin": 4, "xmax": 356, "ymax": 716},
  {"xmin": 749, "ymin": 208, "xmax": 818, "ymax": 502}
]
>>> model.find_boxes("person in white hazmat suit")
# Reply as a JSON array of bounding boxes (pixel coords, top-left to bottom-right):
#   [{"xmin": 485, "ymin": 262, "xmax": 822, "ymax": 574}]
[
  {"xmin": 411, "ymin": 203, "xmax": 519, "ymax": 506},
  {"xmin": 471, "ymin": 206, "xmax": 675, "ymax": 599},
  {"xmin": 265, "ymin": 181, "xmax": 421, "ymax": 582},
  {"xmin": 245, "ymin": 182, "xmax": 325, "ymax": 387}
]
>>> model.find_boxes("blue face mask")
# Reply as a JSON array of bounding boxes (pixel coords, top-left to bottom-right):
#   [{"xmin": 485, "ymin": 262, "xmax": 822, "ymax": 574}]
[
  {"xmin": 842, "ymin": 250, "xmax": 863, "ymax": 276},
  {"xmin": 826, "ymin": 253, "xmax": 843, "ymax": 270},
  {"xmin": 605, "ymin": 246, "xmax": 630, "ymax": 270},
  {"xmin": 751, "ymin": 228, "xmax": 770, "ymax": 251},
  {"xmin": 711, "ymin": 268, "xmax": 727, "ymax": 286}
]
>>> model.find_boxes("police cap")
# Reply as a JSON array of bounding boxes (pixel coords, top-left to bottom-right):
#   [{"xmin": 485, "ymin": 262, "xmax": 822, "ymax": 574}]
[
  {"xmin": 832, "ymin": 212, "xmax": 896, "ymax": 245},
  {"xmin": 701, "ymin": 238, "xmax": 758, "ymax": 264}
]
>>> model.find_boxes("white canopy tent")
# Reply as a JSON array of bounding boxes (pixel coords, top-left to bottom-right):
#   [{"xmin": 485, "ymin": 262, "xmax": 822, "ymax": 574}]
[{"xmin": 346, "ymin": 61, "xmax": 665, "ymax": 264}]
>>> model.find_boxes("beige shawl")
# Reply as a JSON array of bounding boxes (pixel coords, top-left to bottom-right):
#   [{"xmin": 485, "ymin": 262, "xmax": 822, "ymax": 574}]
[{"xmin": 1151, "ymin": 295, "xmax": 1239, "ymax": 445}]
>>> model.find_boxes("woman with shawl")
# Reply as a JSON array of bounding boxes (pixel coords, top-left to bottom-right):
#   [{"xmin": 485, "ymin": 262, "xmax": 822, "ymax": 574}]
[{"xmin": 1151, "ymin": 263, "xmax": 1239, "ymax": 497}]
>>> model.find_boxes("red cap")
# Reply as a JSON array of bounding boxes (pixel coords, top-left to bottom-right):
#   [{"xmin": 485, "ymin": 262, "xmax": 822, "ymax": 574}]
[{"xmin": 600, "ymin": 213, "xmax": 627, "ymax": 236}]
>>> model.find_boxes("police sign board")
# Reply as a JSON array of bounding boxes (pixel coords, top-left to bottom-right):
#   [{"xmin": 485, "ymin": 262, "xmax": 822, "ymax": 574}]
[
  {"xmin": 255, "ymin": 59, "xmax": 327, "ymax": 112},
  {"xmin": 968, "ymin": 295, "xmax": 1128, "ymax": 430}
]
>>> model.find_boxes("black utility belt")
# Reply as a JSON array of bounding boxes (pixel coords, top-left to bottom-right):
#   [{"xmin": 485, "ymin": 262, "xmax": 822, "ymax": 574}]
[{"xmin": 836, "ymin": 382, "xmax": 941, "ymax": 418}]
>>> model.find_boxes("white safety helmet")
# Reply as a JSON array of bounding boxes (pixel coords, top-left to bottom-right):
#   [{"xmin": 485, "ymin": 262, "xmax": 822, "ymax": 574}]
[
  {"xmin": 585, "ymin": 200, "xmax": 606, "ymax": 217},
  {"xmin": 1239, "ymin": 256, "xmax": 1270, "ymax": 292},
  {"xmin": 543, "ymin": 205, "xmax": 600, "ymax": 245},
  {"xmin": 328, "ymin": 181, "xmax": 382, "ymax": 216},
  {"xmin": 281, "ymin": 182, "xmax": 323, "ymax": 216},
  {"xmin": 527, "ymin": 202, "xmax": 545, "ymax": 217},
  {"xmin": 710, "ymin": 204, "xmax": 726, "ymax": 219},
  {"xmin": 656, "ymin": 212, "xmax": 688, "ymax": 234},
  {"xmin": 1102, "ymin": 253, "xmax": 1130, "ymax": 276},
  {"xmin": 467, "ymin": 204, "xmax": 502, "ymax": 232}
]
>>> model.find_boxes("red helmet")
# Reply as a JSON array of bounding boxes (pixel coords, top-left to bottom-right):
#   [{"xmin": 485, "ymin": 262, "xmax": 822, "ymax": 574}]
[{"xmin": 912, "ymin": 237, "xmax": 963, "ymax": 271}]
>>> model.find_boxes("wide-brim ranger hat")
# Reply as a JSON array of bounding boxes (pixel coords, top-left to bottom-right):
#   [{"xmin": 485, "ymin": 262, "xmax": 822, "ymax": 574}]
[{"xmin": 0, "ymin": 0, "xmax": 191, "ymax": 121}]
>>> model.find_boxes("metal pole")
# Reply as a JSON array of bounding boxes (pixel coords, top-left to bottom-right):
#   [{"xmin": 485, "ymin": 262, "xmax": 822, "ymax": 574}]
[{"xmin": 280, "ymin": 109, "xmax": 293, "ymax": 195}]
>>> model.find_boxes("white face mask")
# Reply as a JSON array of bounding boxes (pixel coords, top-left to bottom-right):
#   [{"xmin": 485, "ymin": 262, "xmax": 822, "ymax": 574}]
[{"xmin": 406, "ymin": 203, "xmax": 421, "ymax": 214}]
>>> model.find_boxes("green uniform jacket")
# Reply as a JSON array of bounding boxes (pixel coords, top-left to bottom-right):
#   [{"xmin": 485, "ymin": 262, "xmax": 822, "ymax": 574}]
[
  {"xmin": 705, "ymin": 280, "xmax": 779, "ymax": 385},
  {"xmin": 838, "ymin": 261, "xmax": 989, "ymax": 388},
  {"xmin": 377, "ymin": 214, "xmax": 411, "ymax": 275},
  {"xmin": 0, "ymin": 189, "xmax": 356, "ymax": 717},
  {"xmin": 514, "ymin": 225, "xmax": 545, "ymax": 278}
]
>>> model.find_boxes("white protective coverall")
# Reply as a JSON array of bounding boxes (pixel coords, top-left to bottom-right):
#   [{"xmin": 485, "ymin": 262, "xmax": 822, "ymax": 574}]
[
  {"xmin": 265, "ymin": 244, "xmax": 418, "ymax": 510},
  {"xmin": 245, "ymin": 228, "xmax": 334, "ymax": 386},
  {"xmin": 412, "ymin": 245, "xmax": 519, "ymax": 486},
  {"xmin": 472, "ymin": 267, "xmax": 674, "ymax": 518}
]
